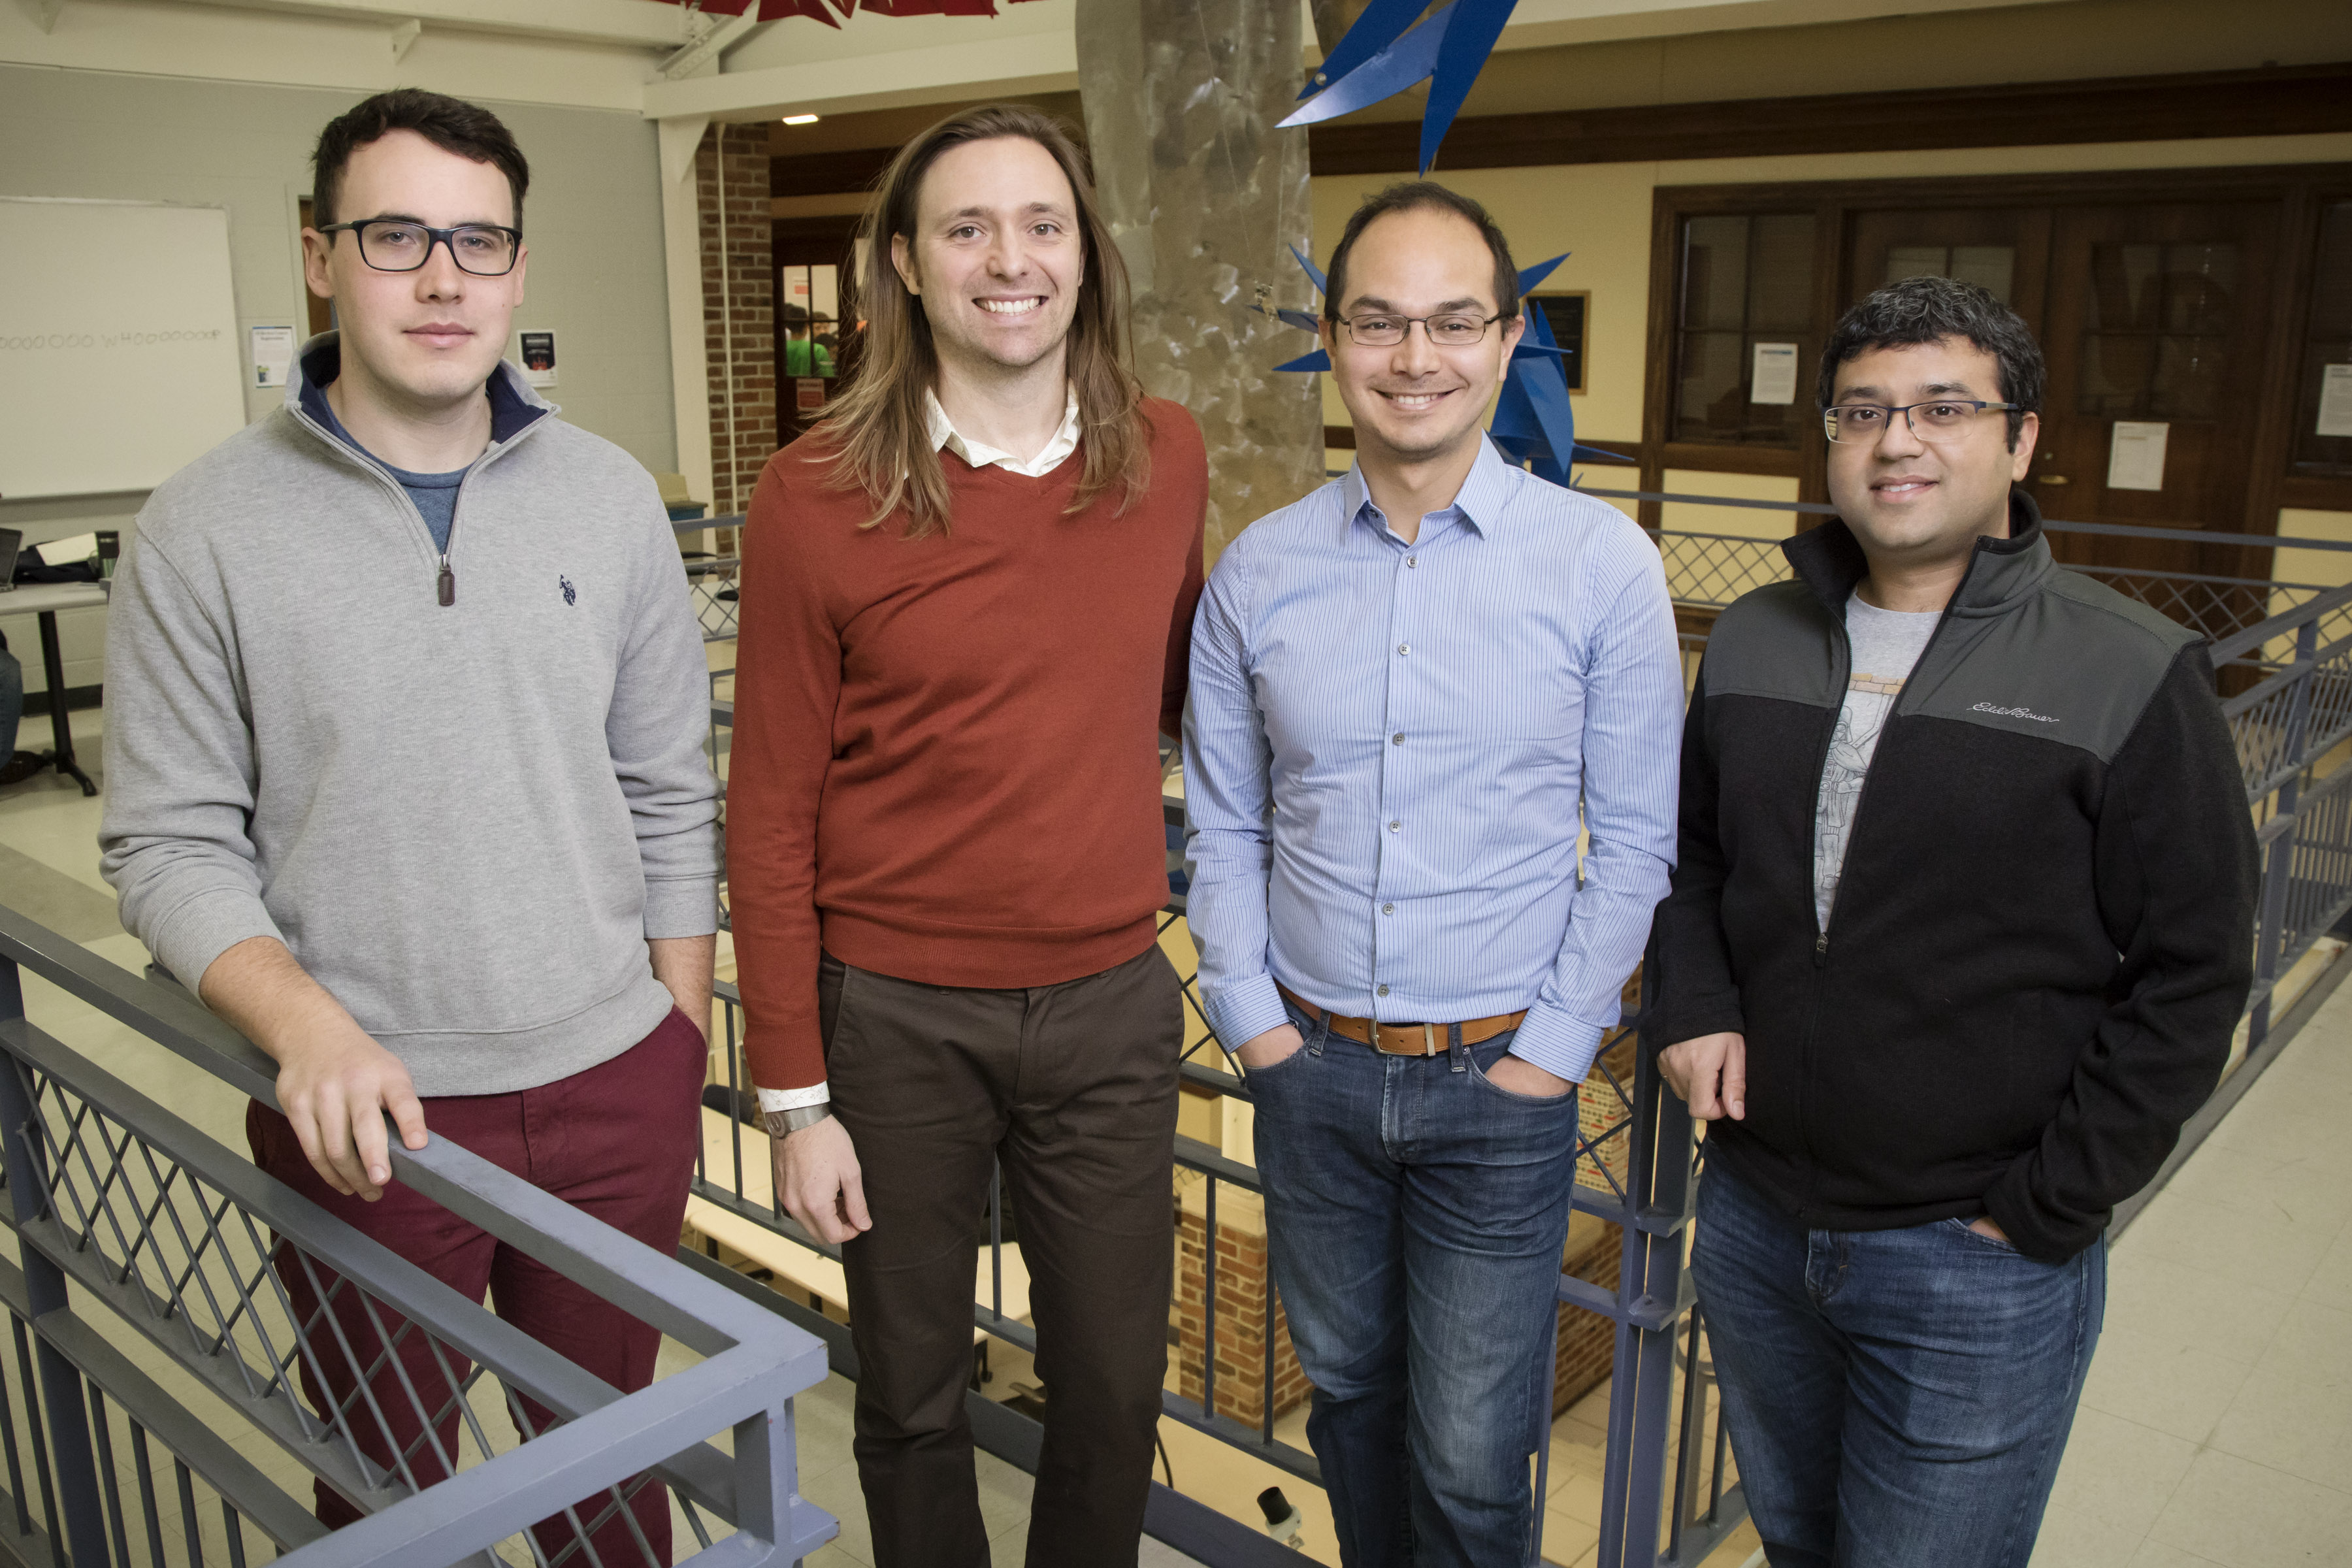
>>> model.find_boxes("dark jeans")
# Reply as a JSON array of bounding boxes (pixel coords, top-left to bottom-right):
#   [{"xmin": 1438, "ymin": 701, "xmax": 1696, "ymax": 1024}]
[
  {"xmin": 247, "ymin": 1006, "xmax": 708, "ymax": 1565},
  {"xmin": 1250, "ymin": 994, "xmax": 1580, "ymax": 1568},
  {"xmin": 822, "ymin": 944, "xmax": 1183, "ymax": 1568},
  {"xmin": 1690, "ymin": 1157, "xmax": 2105, "ymax": 1568}
]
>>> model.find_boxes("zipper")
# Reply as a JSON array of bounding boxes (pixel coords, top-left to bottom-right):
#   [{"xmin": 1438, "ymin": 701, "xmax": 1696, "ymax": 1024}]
[
  {"xmin": 1793, "ymin": 551, "xmax": 1984, "ymax": 1207},
  {"xmin": 286, "ymin": 386, "xmax": 543, "ymax": 607}
]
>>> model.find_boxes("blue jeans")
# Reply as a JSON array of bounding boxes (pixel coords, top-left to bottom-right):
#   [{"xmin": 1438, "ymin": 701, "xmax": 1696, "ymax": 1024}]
[
  {"xmin": 1690, "ymin": 1157, "xmax": 2105, "ymax": 1568},
  {"xmin": 1249, "ymin": 996, "xmax": 1580, "ymax": 1568}
]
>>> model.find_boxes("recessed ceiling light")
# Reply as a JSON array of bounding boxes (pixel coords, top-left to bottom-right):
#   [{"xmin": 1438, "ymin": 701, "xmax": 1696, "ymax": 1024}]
[{"xmin": 781, "ymin": 113, "xmax": 820, "ymax": 125}]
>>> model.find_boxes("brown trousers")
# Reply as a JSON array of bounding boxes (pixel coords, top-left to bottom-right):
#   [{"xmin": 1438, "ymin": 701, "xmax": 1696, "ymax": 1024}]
[{"xmin": 821, "ymin": 945, "xmax": 1183, "ymax": 1567}]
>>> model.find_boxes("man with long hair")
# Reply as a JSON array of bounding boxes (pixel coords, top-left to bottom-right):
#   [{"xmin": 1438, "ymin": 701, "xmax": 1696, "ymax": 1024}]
[{"xmin": 727, "ymin": 105, "xmax": 1208, "ymax": 1565}]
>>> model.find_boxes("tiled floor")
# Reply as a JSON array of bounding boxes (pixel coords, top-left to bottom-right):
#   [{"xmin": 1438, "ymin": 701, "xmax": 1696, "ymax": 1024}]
[{"xmin": 4, "ymin": 705, "xmax": 2347, "ymax": 1566}]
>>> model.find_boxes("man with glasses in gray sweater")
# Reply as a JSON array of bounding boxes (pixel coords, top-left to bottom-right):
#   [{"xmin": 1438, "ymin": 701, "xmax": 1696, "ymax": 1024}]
[{"xmin": 97, "ymin": 89, "xmax": 719, "ymax": 1562}]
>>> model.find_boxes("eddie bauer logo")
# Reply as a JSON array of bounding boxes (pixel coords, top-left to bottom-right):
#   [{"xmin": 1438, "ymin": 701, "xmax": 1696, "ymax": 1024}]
[{"xmin": 1971, "ymin": 701, "xmax": 2059, "ymax": 723}]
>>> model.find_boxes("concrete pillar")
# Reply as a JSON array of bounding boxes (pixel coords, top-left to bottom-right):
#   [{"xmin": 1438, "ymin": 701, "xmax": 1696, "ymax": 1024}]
[{"xmin": 1075, "ymin": 0, "xmax": 1326, "ymax": 564}]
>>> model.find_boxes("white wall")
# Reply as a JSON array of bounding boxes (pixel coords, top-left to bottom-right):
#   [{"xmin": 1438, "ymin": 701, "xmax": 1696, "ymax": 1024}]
[{"xmin": 0, "ymin": 63, "xmax": 679, "ymax": 694}]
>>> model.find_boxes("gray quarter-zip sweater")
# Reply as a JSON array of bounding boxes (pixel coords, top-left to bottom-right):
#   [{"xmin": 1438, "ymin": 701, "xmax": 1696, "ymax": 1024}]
[{"xmin": 99, "ymin": 336, "xmax": 722, "ymax": 1095}]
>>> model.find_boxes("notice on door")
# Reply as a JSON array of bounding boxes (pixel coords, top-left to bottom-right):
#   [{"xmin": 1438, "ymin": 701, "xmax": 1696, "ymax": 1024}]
[
  {"xmin": 2318, "ymin": 364, "xmax": 2352, "ymax": 439},
  {"xmin": 1750, "ymin": 342, "xmax": 1799, "ymax": 406},
  {"xmin": 2107, "ymin": 421, "xmax": 2169, "ymax": 492}
]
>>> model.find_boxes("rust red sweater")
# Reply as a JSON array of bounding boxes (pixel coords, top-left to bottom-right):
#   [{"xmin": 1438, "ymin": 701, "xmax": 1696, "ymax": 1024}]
[{"xmin": 727, "ymin": 401, "xmax": 1207, "ymax": 1092}]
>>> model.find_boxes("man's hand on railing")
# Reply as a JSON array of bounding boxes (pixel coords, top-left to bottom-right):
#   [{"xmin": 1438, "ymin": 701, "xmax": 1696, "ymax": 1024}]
[
  {"xmin": 1656, "ymin": 1031, "xmax": 1746, "ymax": 1121},
  {"xmin": 776, "ymin": 1117, "xmax": 871, "ymax": 1245},
  {"xmin": 199, "ymin": 936, "xmax": 429, "ymax": 1201}
]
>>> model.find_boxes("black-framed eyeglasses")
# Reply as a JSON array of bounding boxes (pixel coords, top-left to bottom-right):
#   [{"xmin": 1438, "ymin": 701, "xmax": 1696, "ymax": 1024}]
[
  {"xmin": 1335, "ymin": 312, "xmax": 1505, "ymax": 348},
  {"xmin": 1823, "ymin": 400, "xmax": 2020, "ymax": 443},
  {"xmin": 318, "ymin": 220, "xmax": 522, "ymax": 276}
]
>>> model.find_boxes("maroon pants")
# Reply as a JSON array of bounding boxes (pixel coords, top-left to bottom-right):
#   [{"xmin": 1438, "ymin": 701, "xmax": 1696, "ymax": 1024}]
[{"xmin": 247, "ymin": 1007, "xmax": 706, "ymax": 1564}]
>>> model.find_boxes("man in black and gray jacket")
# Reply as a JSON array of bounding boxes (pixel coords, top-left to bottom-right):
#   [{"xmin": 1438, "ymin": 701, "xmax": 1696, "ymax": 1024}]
[{"xmin": 1653, "ymin": 276, "xmax": 2255, "ymax": 1568}]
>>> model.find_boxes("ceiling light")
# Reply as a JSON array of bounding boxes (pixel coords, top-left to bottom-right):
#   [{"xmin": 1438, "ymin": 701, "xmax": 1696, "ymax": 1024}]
[{"xmin": 781, "ymin": 114, "xmax": 820, "ymax": 125}]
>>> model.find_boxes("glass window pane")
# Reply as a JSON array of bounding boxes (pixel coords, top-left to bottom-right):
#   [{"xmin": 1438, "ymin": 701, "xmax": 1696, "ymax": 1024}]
[
  {"xmin": 1948, "ymin": 246, "xmax": 2016, "ymax": 303},
  {"xmin": 2294, "ymin": 202, "xmax": 2352, "ymax": 470},
  {"xmin": 2160, "ymin": 242, "xmax": 2237, "ymax": 335},
  {"xmin": 2150, "ymin": 335, "xmax": 2227, "ymax": 421},
  {"xmin": 2087, "ymin": 244, "xmax": 2163, "ymax": 331},
  {"xmin": 1676, "ymin": 331, "xmax": 1746, "ymax": 441},
  {"xmin": 1746, "ymin": 214, "xmax": 1815, "ymax": 332},
  {"xmin": 2078, "ymin": 334, "xmax": 2154, "ymax": 418},
  {"xmin": 1681, "ymin": 216, "xmax": 1749, "ymax": 332},
  {"xmin": 2311, "ymin": 202, "xmax": 2352, "ymax": 338},
  {"xmin": 1886, "ymin": 246, "xmax": 1950, "ymax": 286}
]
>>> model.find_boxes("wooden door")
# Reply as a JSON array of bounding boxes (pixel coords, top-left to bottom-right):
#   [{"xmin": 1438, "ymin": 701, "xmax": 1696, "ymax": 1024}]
[{"xmin": 2035, "ymin": 201, "xmax": 2281, "ymax": 580}]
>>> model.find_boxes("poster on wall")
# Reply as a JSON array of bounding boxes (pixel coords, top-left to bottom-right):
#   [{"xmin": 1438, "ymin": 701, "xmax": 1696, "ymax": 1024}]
[
  {"xmin": 1750, "ymin": 342, "xmax": 1799, "ymax": 406},
  {"xmin": 2319, "ymin": 364, "xmax": 2352, "ymax": 439},
  {"xmin": 519, "ymin": 330, "xmax": 557, "ymax": 388},
  {"xmin": 2108, "ymin": 421, "xmax": 2170, "ymax": 491},
  {"xmin": 249, "ymin": 325, "xmax": 295, "ymax": 387}
]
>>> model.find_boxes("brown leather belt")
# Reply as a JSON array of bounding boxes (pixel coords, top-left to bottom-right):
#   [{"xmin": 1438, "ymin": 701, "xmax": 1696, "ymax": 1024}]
[{"xmin": 1277, "ymin": 985, "xmax": 1527, "ymax": 1058}]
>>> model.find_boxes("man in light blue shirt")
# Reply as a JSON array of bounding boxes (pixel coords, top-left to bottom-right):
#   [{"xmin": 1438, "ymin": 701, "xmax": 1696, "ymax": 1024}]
[{"xmin": 1184, "ymin": 182, "xmax": 1682, "ymax": 1566}]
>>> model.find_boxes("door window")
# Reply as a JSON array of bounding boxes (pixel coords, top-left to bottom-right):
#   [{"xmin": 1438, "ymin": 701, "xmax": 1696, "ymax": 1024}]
[
  {"xmin": 2292, "ymin": 201, "xmax": 2352, "ymax": 474},
  {"xmin": 1673, "ymin": 212, "xmax": 1816, "ymax": 446},
  {"xmin": 2078, "ymin": 242, "xmax": 2238, "ymax": 422}
]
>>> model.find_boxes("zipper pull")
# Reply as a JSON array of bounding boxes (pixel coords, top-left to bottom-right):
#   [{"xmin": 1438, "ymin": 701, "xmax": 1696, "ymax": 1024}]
[{"xmin": 437, "ymin": 559, "xmax": 455, "ymax": 607}]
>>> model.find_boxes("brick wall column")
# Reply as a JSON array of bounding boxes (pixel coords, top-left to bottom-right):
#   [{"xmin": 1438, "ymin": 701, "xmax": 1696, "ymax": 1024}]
[{"xmin": 696, "ymin": 123, "xmax": 774, "ymax": 517}]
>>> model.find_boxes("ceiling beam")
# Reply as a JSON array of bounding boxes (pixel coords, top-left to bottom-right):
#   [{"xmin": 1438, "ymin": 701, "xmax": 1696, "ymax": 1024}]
[
  {"xmin": 652, "ymin": 9, "xmax": 763, "ymax": 84},
  {"xmin": 152, "ymin": 0, "xmax": 690, "ymax": 50},
  {"xmin": 1307, "ymin": 61, "xmax": 2352, "ymax": 174},
  {"xmin": 644, "ymin": 26, "xmax": 1079, "ymax": 122}
]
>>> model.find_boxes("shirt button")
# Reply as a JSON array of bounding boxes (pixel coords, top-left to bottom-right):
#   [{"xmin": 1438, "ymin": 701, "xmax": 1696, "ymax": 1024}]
[
  {"xmin": 1388, "ymin": 820, "xmax": 1401, "ymax": 832},
  {"xmin": 1392, "ymin": 732, "xmax": 1405, "ymax": 745},
  {"xmin": 1377, "ymin": 984, "xmax": 1390, "ymax": 997},
  {"xmin": 1397, "ymin": 642, "xmax": 1411, "ymax": 656},
  {"xmin": 1406, "ymin": 556, "xmax": 1417, "ymax": 568},
  {"xmin": 1382, "ymin": 902, "xmax": 1395, "ymax": 915}
]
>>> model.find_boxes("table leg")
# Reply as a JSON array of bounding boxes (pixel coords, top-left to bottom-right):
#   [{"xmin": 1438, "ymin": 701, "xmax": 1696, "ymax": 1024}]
[{"xmin": 35, "ymin": 610, "xmax": 95, "ymax": 797}]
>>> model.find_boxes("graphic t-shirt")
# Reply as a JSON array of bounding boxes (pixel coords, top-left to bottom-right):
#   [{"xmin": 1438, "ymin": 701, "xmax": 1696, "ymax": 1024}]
[{"xmin": 1813, "ymin": 591, "xmax": 1941, "ymax": 930}]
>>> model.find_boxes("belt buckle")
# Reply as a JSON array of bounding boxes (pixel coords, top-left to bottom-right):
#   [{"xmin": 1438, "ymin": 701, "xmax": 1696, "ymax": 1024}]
[{"xmin": 1422, "ymin": 1022, "xmax": 1439, "ymax": 1057}]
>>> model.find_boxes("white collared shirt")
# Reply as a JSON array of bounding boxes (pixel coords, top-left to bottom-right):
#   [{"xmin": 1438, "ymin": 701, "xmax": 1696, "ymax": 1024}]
[
  {"xmin": 923, "ymin": 385, "xmax": 1081, "ymax": 478},
  {"xmin": 755, "ymin": 381, "xmax": 1085, "ymax": 1119}
]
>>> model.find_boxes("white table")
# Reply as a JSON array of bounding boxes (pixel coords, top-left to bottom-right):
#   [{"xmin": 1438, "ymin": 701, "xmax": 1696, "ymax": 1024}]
[{"xmin": 0, "ymin": 580, "xmax": 108, "ymax": 796}]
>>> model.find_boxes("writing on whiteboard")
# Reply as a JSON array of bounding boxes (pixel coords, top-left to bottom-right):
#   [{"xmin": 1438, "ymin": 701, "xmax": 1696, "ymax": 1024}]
[{"xmin": 1, "ymin": 329, "xmax": 226, "ymax": 351}]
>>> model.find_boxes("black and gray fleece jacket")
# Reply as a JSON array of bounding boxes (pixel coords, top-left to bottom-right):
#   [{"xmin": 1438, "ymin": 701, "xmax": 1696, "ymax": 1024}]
[{"xmin": 1652, "ymin": 492, "xmax": 2257, "ymax": 1262}]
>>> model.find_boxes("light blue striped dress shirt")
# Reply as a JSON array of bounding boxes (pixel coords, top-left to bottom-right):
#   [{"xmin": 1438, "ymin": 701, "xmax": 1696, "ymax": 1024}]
[{"xmin": 1182, "ymin": 436, "xmax": 1684, "ymax": 1085}]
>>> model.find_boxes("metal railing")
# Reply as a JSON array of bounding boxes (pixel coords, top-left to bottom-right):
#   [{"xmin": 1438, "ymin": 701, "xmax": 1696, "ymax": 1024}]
[
  {"xmin": 685, "ymin": 499, "xmax": 2351, "ymax": 1568},
  {"xmin": 0, "ymin": 904, "xmax": 836, "ymax": 1568}
]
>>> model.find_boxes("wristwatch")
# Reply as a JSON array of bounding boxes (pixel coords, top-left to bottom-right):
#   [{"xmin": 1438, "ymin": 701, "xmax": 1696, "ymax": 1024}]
[{"xmin": 764, "ymin": 1103, "xmax": 835, "ymax": 1139}]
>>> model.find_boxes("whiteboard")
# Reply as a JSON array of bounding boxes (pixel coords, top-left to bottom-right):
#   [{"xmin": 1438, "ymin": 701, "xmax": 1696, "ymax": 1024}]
[{"xmin": 0, "ymin": 198, "xmax": 248, "ymax": 498}]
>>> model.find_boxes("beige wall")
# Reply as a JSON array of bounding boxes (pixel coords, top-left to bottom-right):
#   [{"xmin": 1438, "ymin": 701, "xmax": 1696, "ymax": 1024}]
[{"xmin": 0, "ymin": 63, "xmax": 678, "ymax": 694}]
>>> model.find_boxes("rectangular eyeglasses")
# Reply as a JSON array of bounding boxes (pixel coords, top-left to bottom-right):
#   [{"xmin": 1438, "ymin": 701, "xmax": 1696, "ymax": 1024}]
[{"xmin": 318, "ymin": 220, "xmax": 522, "ymax": 277}]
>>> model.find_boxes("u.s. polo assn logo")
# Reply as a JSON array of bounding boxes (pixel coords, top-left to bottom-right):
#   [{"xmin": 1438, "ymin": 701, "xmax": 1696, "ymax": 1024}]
[{"xmin": 1970, "ymin": 701, "xmax": 2059, "ymax": 723}]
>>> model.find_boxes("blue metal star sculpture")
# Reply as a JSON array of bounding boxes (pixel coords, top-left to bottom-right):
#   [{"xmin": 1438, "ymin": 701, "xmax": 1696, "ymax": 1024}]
[{"xmin": 1279, "ymin": 0, "xmax": 1523, "ymax": 175}]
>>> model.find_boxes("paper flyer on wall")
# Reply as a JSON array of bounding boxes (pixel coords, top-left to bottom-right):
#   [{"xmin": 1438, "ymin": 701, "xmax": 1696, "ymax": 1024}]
[
  {"xmin": 249, "ymin": 325, "xmax": 295, "ymax": 388},
  {"xmin": 2319, "ymin": 365, "xmax": 2352, "ymax": 439},
  {"xmin": 519, "ymin": 330, "xmax": 557, "ymax": 388}
]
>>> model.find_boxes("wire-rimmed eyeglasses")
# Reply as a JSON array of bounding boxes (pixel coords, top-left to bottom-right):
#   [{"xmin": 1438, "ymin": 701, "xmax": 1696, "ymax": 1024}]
[
  {"xmin": 1334, "ymin": 312, "xmax": 1506, "ymax": 348},
  {"xmin": 1823, "ymin": 400, "xmax": 2020, "ymax": 444},
  {"xmin": 318, "ymin": 220, "xmax": 523, "ymax": 277}
]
